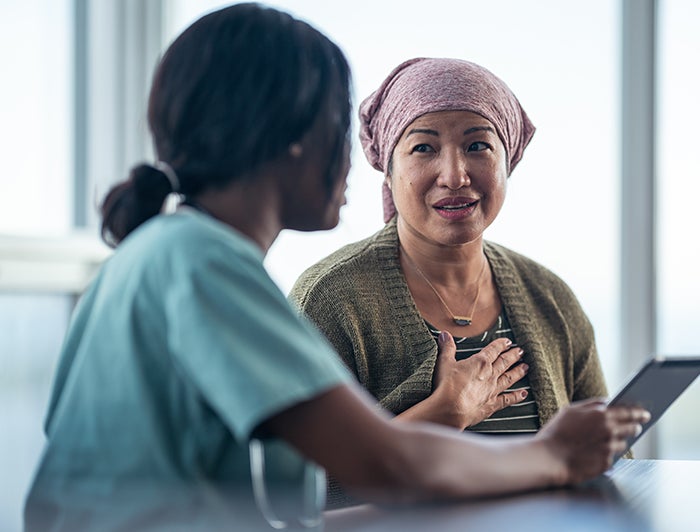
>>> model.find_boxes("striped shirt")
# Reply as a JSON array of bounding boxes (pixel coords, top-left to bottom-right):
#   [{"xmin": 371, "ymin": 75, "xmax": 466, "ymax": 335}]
[{"xmin": 426, "ymin": 312, "xmax": 540, "ymax": 434}]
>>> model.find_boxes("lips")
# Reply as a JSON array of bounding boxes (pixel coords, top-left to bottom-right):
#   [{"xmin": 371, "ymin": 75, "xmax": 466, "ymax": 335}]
[{"xmin": 433, "ymin": 196, "xmax": 479, "ymax": 211}]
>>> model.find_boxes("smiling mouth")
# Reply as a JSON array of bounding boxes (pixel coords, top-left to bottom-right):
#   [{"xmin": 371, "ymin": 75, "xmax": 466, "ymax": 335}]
[{"xmin": 435, "ymin": 200, "xmax": 478, "ymax": 211}]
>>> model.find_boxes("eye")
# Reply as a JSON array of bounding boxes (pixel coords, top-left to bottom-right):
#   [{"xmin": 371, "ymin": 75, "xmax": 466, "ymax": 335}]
[
  {"xmin": 467, "ymin": 141, "xmax": 491, "ymax": 152},
  {"xmin": 410, "ymin": 143, "xmax": 434, "ymax": 154}
]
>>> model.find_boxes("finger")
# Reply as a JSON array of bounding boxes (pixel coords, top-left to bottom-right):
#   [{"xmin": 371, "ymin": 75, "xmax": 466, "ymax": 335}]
[
  {"xmin": 436, "ymin": 331, "xmax": 457, "ymax": 365},
  {"xmin": 496, "ymin": 363, "xmax": 529, "ymax": 391},
  {"xmin": 495, "ymin": 388, "xmax": 529, "ymax": 410},
  {"xmin": 607, "ymin": 406, "xmax": 652, "ymax": 424},
  {"xmin": 479, "ymin": 338, "xmax": 514, "ymax": 364},
  {"xmin": 609, "ymin": 438, "xmax": 631, "ymax": 456},
  {"xmin": 493, "ymin": 347, "xmax": 525, "ymax": 374},
  {"xmin": 612, "ymin": 421, "xmax": 644, "ymax": 440}
]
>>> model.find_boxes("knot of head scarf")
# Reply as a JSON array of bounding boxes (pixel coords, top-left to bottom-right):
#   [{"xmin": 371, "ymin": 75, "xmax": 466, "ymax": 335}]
[{"xmin": 359, "ymin": 57, "xmax": 536, "ymax": 223}]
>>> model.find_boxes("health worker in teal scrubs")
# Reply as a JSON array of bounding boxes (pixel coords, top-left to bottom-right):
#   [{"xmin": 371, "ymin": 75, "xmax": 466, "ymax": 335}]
[{"xmin": 24, "ymin": 3, "xmax": 651, "ymax": 531}]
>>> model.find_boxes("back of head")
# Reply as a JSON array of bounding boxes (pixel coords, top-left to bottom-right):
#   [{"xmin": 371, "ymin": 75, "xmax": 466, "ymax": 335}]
[{"xmin": 101, "ymin": 2, "xmax": 351, "ymax": 246}]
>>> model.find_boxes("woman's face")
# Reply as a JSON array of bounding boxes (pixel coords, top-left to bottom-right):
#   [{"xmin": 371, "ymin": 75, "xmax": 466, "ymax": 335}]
[{"xmin": 389, "ymin": 110, "xmax": 508, "ymax": 247}]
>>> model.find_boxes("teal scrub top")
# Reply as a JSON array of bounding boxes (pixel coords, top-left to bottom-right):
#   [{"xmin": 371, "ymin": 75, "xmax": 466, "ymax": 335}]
[{"xmin": 24, "ymin": 208, "xmax": 351, "ymax": 531}]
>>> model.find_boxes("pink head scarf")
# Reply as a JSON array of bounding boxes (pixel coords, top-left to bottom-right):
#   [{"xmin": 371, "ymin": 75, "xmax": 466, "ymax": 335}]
[{"xmin": 359, "ymin": 57, "xmax": 536, "ymax": 222}]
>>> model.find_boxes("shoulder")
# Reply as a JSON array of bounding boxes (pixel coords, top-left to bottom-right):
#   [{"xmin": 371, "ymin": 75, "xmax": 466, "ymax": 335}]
[
  {"xmin": 485, "ymin": 241, "xmax": 579, "ymax": 301},
  {"xmin": 290, "ymin": 224, "xmax": 396, "ymax": 309},
  {"xmin": 142, "ymin": 210, "xmax": 263, "ymax": 273},
  {"xmin": 100, "ymin": 210, "xmax": 271, "ymax": 313},
  {"xmin": 171, "ymin": 210, "xmax": 263, "ymax": 262}
]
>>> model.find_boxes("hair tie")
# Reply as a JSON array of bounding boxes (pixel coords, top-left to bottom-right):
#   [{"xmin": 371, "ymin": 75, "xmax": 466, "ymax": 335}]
[{"xmin": 154, "ymin": 161, "xmax": 180, "ymax": 193}]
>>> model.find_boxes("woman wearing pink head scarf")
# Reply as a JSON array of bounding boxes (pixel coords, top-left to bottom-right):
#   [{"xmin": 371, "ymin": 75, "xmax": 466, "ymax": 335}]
[{"xmin": 290, "ymin": 57, "xmax": 609, "ymax": 505}]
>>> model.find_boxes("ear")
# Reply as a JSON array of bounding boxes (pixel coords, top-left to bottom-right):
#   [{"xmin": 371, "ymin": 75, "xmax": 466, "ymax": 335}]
[{"xmin": 289, "ymin": 143, "xmax": 303, "ymax": 158}]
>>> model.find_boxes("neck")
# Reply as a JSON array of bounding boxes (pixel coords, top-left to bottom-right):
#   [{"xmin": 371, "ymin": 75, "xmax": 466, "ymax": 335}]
[
  {"xmin": 397, "ymin": 223, "xmax": 486, "ymax": 285},
  {"xmin": 191, "ymin": 178, "xmax": 282, "ymax": 254}
]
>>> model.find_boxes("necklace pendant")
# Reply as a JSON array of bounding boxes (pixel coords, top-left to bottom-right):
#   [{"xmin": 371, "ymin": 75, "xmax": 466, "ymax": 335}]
[{"xmin": 453, "ymin": 317, "xmax": 472, "ymax": 326}]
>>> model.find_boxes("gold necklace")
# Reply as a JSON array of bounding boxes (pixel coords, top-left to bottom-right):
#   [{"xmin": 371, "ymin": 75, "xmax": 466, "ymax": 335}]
[{"xmin": 401, "ymin": 246, "xmax": 487, "ymax": 326}]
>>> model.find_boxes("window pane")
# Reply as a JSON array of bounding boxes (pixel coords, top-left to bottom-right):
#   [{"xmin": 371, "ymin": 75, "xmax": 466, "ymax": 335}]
[
  {"xmin": 0, "ymin": 2, "xmax": 74, "ymax": 529},
  {"xmin": 0, "ymin": 1, "xmax": 73, "ymax": 236},
  {"xmin": 0, "ymin": 294, "xmax": 72, "ymax": 532},
  {"xmin": 657, "ymin": 0, "xmax": 700, "ymax": 459}
]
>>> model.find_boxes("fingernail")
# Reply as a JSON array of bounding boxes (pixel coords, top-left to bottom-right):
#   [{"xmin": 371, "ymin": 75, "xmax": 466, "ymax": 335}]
[
  {"xmin": 518, "ymin": 348, "xmax": 524, "ymax": 357},
  {"xmin": 635, "ymin": 424, "xmax": 643, "ymax": 437},
  {"xmin": 439, "ymin": 331, "xmax": 449, "ymax": 342},
  {"xmin": 521, "ymin": 390, "xmax": 528, "ymax": 399},
  {"xmin": 521, "ymin": 363, "xmax": 529, "ymax": 371}
]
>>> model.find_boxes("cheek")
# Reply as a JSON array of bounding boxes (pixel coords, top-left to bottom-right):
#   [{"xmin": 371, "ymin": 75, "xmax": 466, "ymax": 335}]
[
  {"xmin": 482, "ymin": 156, "xmax": 507, "ymax": 187},
  {"xmin": 390, "ymin": 174, "xmax": 422, "ymax": 210},
  {"xmin": 392, "ymin": 159, "xmax": 432, "ymax": 192},
  {"xmin": 484, "ymin": 174, "xmax": 508, "ymax": 212},
  {"xmin": 332, "ymin": 174, "xmax": 347, "ymax": 201}
]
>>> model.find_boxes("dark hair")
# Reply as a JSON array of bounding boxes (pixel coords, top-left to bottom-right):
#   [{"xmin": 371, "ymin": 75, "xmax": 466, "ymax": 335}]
[{"xmin": 101, "ymin": 2, "xmax": 352, "ymax": 247}]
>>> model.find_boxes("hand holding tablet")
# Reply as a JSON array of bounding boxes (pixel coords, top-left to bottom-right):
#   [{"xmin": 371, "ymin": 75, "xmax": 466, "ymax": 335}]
[{"xmin": 607, "ymin": 356, "xmax": 700, "ymax": 462}]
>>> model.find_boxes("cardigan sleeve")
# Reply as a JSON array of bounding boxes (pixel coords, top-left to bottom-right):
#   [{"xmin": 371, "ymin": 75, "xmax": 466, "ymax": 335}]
[
  {"xmin": 544, "ymin": 270, "xmax": 609, "ymax": 401},
  {"xmin": 567, "ymin": 297, "xmax": 609, "ymax": 401},
  {"xmin": 288, "ymin": 272, "xmax": 360, "ymax": 377}
]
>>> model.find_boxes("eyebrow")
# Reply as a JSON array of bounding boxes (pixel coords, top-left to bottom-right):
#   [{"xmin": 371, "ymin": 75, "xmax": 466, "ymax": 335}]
[
  {"xmin": 464, "ymin": 126, "xmax": 496, "ymax": 135},
  {"xmin": 405, "ymin": 125, "xmax": 496, "ymax": 137},
  {"xmin": 406, "ymin": 128, "xmax": 438, "ymax": 137}
]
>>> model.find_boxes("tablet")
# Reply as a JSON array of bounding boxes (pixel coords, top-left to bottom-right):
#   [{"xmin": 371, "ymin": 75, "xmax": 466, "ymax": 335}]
[{"xmin": 607, "ymin": 355, "xmax": 700, "ymax": 462}]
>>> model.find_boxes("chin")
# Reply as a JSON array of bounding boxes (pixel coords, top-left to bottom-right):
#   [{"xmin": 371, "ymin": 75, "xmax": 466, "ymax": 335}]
[
  {"xmin": 316, "ymin": 206, "xmax": 343, "ymax": 231},
  {"xmin": 289, "ymin": 215, "xmax": 340, "ymax": 233},
  {"xmin": 314, "ymin": 215, "xmax": 341, "ymax": 232},
  {"xmin": 284, "ymin": 201, "xmax": 343, "ymax": 232},
  {"xmin": 436, "ymin": 228, "xmax": 484, "ymax": 247}
]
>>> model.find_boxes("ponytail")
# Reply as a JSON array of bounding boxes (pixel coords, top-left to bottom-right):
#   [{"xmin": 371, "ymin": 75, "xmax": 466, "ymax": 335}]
[{"xmin": 100, "ymin": 164, "xmax": 174, "ymax": 247}]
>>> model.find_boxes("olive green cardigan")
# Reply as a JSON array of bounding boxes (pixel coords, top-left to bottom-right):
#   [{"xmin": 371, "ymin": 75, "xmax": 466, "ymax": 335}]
[{"xmin": 290, "ymin": 219, "xmax": 608, "ymax": 425}]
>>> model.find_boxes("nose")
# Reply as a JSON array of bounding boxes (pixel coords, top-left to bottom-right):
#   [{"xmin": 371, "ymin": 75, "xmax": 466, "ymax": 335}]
[{"xmin": 436, "ymin": 149, "xmax": 470, "ymax": 190}]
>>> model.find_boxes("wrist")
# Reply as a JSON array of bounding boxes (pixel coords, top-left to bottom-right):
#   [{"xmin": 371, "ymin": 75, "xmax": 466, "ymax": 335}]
[
  {"xmin": 532, "ymin": 432, "xmax": 570, "ymax": 487},
  {"xmin": 396, "ymin": 389, "xmax": 466, "ymax": 429},
  {"xmin": 428, "ymin": 386, "xmax": 472, "ymax": 429}
]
